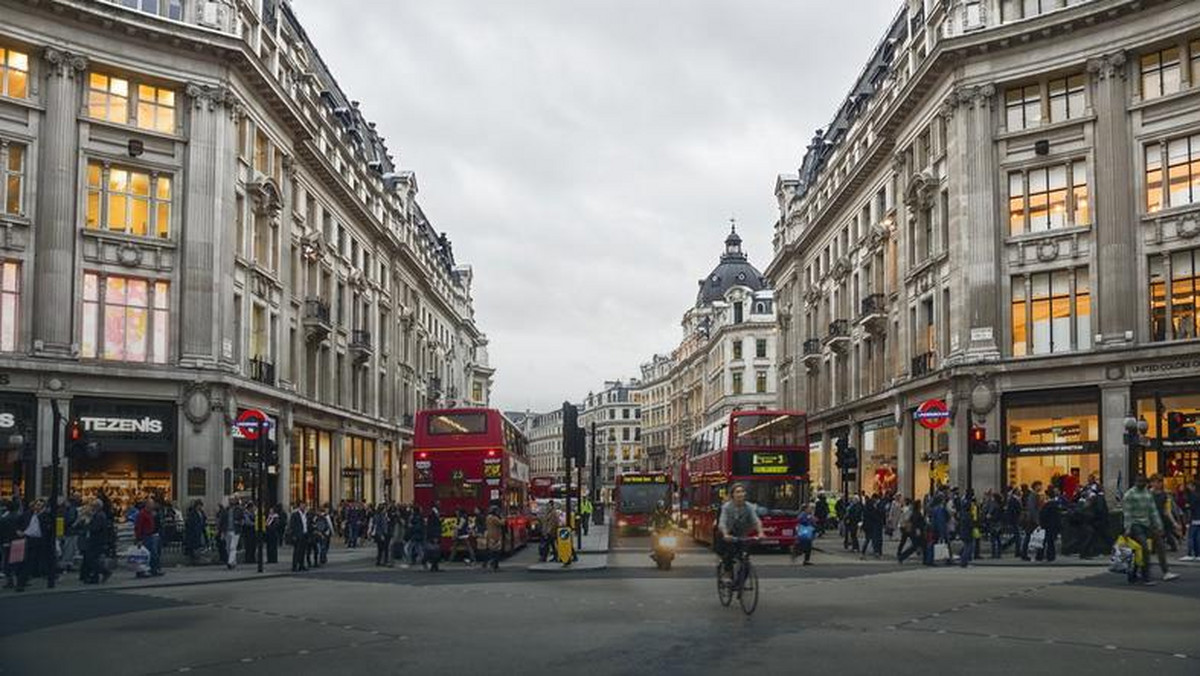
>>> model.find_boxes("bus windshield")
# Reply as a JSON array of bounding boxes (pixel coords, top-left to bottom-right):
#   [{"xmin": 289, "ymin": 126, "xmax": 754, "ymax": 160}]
[
  {"xmin": 743, "ymin": 481, "xmax": 801, "ymax": 516},
  {"xmin": 427, "ymin": 412, "xmax": 488, "ymax": 435},
  {"xmin": 732, "ymin": 414, "xmax": 805, "ymax": 448},
  {"xmin": 617, "ymin": 483, "xmax": 671, "ymax": 514}
]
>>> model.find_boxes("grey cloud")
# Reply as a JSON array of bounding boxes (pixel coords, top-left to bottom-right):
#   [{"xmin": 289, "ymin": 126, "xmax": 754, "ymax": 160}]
[{"xmin": 293, "ymin": 0, "xmax": 899, "ymax": 411}]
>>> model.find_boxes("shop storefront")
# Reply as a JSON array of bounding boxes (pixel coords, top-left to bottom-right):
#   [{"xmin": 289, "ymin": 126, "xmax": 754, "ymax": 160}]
[
  {"xmin": 232, "ymin": 408, "xmax": 279, "ymax": 504},
  {"xmin": 910, "ymin": 416, "xmax": 948, "ymax": 501},
  {"xmin": 1003, "ymin": 389, "xmax": 1100, "ymax": 497},
  {"xmin": 69, "ymin": 398, "xmax": 176, "ymax": 512},
  {"xmin": 0, "ymin": 393, "xmax": 36, "ymax": 497},
  {"xmin": 807, "ymin": 432, "xmax": 824, "ymax": 493},
  {"xmin": 859, "ymin": 416, "xmax": 898, "ymax": 496},
  {"xmin": 1135, "ymin": 379, "xmax": 1200, "ymax": 491},
  {"xmin": 290, "ymin": 425, "xmax": 333, "ymax": 508},
  {"xmin": 341, "ymin": 434, "xmax": 376, "ymax": 504}
]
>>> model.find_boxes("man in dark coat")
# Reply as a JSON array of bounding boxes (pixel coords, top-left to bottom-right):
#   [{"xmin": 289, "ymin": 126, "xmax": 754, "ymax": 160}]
[
  {"xmin": 183, "ymin": 500, "xmax": 206, "ymax": 565},
  {"xmin": 16, "ymin": 498, "xmax": 53, "ymax": 591},
  {"xmin": 82, "ymin": 499, "xmax": 112, "ymax": 584},
  {"xmin": 288, "ymin": 502, "xmax": 309, "ymax": 572},
  {"xmin": 425, "ymin": 507, "xmax": 442, "ymax": 572}
]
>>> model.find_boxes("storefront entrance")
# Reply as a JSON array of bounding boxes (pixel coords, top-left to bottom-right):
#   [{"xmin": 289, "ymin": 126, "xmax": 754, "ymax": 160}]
[
  {"xmin": 69, "ymin": 398, "xmax": 176, "ymax": 513},
  {"xmin": 0, "ymin": 393, "xmax": 36, "ymax": 498},
  {"xmin": 291, "ymin": 426, "xmax": 332, "ymax": 508},
  {"xmin": 341, "ymin": 434, "xmax": 376, "ymax": 504},
  {"xmin": 860, "ymin": 416, "xmax": 898, "ymax": 495},
  {"xmin": 1003, "ymin": 389, "xmax": 1100, "ymax": 498},
  {"xmin": 1135, "ymin": 381, "xmax": 1200, "ymax": 491}
]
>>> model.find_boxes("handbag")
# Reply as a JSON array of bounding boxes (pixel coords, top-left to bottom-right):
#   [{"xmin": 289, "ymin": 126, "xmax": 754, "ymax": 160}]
[
  {"xmin": 8, "ymin": 538, "xmax": 26, "ymax": 564},
  {"xmin": 798, "ymin": 524, "xmax": 816, "ymax": 542},
  {"xmin": 1028, "ymin": 527, "xmax": 1047, "ymax": 551}
]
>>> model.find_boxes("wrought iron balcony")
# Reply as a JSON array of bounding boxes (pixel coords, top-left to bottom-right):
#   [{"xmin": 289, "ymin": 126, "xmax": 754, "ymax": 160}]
[
  {"xmin": 802, "ymin": 338, "xmax": 822, "ymax": 368},
  {"xmin": 248, "ymin": 356, "xmax": 276, "ymax": 386},
  {"xmin": 303, "ymin": 298, "xmax": 332, "ymax": 343},
  {"xmin": 858, "ymin": 293, "xmax": 887, "ymax": 334},
  {"xmin": 824, "ymin": 319, "xmax": 851, "ymax": 352},
  {"xmin": 911, "ymin": 351, "xmax": 937, "ymax": 378},
  {"xmin": 350, "ymin": 329, "xmax": 373, "ymax": 363}
]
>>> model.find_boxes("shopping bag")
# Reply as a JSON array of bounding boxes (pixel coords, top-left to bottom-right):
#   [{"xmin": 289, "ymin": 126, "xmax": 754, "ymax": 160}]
[
  {"xmin": 1109, "ymin": 542, "xmax": 1133, "ymax": 575},
  {"xmin": 124, "ymin": 545, "xmax": 151, "ymax": 573},
  {"xmin": 932, "ymin": 542, "xmax": 949, "ymax": 561},
  {"xmin": 1028, "ymin": 527, "xmax": 1046, "ymax": 551},
  {"xmin": 798, "ymin": 525, "xmax": 815, "ymax": 542},
  {"xmin": 8, "ymin": 538, "xmax": 26, "ymax": 564}
]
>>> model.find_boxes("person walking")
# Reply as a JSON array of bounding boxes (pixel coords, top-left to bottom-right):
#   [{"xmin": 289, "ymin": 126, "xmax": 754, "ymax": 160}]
[
  {"xmin": 288, "ymin": 502, "xmax": 309, "ymax": 572},
  {"xmin": 958, "ymin": 495, "xmax": 978, "ymax": 567},
  {"xmin": 448, "ymin": 509, "xmax": 476, "ymax": 566},
  {"xmin": 81, "ymin": 498, "xmax": 112, "ymax": 584},
  {"xmin": 183, "ymin": 500, "xmax": 206, "ymax": 565},
  {"xmin": 425, "ymin": 506, "xmax": 443, "ymax": 572},
  {"xmin": 1183, "ymin": 480, "xmax": 1200, "ymax": 562},
  {"xmin": 484, "ymin": 505, "xmax": 505, "ymax": 572},
  {"xmin": 264, "ymin": 505, "xmax": 281, "ymax": 564},
  {"xmin": 221, "ymin": 498, "xmax": 243, "ymax": 570},
  {"xmin": 242, "ymin": 502, "xmax": 258, "ymax": 565},
  {"xmin": 814, "ymin": 494, "xmax": 830, "ymax": 537},
  {"xmin": 580, "ymin": 496, "xmax": 593, "ymax": 536},
  {"xmin": 370, "ymin": 503, "xmax": 392, "ymax": 567},
  {"xmin": 1151, "ymin": 475, "xmax": 1184, "ymax": 558},
  {"xmin": 791, "ymin": 504, "xmax": 816, "ymax": 565},
  {"xmin": 14, "ymin": 498, "xmax": 52, "ymax": 592},
  {"xmin": 1122, "ymin": 475, "xmax": 1178, "ymax": 584},
  {"xmin": 314, "ymin": 505, "xmax": 333, "ymax": 566},
  {"xmin": 844, "ymin": 495, "xmax": 862, "ymax": 552},
  {"xmin": 405, "ymin": 507, "xmax": 425, "ymax": 568},
  {"xmin": 133, "ymin": 498, "xmax": 163, "ymax": 577}
]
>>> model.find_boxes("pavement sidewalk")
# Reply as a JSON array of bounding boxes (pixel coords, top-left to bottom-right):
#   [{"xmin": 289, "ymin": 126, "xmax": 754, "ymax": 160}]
[
  {"xmin": 5, "ymin": 544, "xmax": 375, "ymax": 597},
  {"xmin": 527, "ymin": 518, "xmax": 611, "ymax": 572}
]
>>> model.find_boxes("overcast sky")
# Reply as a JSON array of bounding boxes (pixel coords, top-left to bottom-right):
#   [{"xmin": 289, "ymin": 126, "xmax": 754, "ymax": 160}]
[{"xmin": 293, "ymin": 0, "xmax": 899, "ymax": 413}]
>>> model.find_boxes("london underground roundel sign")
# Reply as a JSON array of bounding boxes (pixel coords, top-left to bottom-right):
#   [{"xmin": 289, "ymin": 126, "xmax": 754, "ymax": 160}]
[
  {"xmin": 236, "ymin": 408, "xmax": 269, "ymax": 441},
  {"xmin": 914, "ymin": 398, "xmax": 950, "ymax": 430}
]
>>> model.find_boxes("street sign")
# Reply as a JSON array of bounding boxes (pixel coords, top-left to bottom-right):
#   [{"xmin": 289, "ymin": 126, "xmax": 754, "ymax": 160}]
[
  {"xmin": 914, "ymin": 399, "xmax": 950, "ymax": 430},
  {"xmin": 236, "ymin": 408, "xmax": 269, "ymax": 441}
]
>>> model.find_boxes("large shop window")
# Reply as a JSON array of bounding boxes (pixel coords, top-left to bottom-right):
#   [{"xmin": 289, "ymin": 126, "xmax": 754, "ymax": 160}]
[
  {"xmin": 1136, "ymin": 390, "xmax": 1200, "ymax": 490},
  {"xmin": 860, "ymin": 417, "xmax": 898, "ymax": 496},
  {"xmin": 1008, "ymin": 161, "xmax": 1089, "ymax": 235},
  {"xmin": 1004, "ymin": 396, "xmax": 1100, "ymax": 496},
  {"xmin": 85, "ymin": 161, "xmax": 172, "ymax": 238},
  {"xmin": 912, "ymin": 421, "xmax": 948, "ymax": 502},
  {"xmin": 1011, "ymin": 268, "xmax": 1090, "ymax": 356},
  {"xmin": 82, "ymin": 272, "xmax": 169, "ymax": 363},
  {"xmin": 1150, "ymin": 247, "xmax": 1200, "ymax": 341},
  {"xmin": 68, "ymin": 399, "xmax": 176, "ymax": 514},
  {"xmin": 808, "ymin": 433, "xmax": 825, "ymax": 493},
  {"xmin": 0, "ymin": 46, "xmax": 29, "ymax": 99},
  {"xmin": 1145, "ymin": 134, "xmax": 1200, "ymax": 214},
  {"xmin": 290, "ymin": 427, "xmax": 332, "ymax": 508},
  {"xmin": 0, "ymin": 260, "xmax": 18, "ymax": 352},
  {"xmin": 341, "ymin": 435, "xmax": 376, "ymax": 504}
]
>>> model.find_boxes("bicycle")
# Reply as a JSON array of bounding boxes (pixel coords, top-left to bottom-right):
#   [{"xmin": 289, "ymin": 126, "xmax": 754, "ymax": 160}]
[{"xmin": 716, "ymin": 537, "xmax": 759, "ymax": 615}]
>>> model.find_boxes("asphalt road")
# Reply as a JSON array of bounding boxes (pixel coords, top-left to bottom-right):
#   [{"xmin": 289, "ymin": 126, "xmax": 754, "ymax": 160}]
[{"xmin": 1, "ymin": 531, "xmax": 1197, "ymax": 676}]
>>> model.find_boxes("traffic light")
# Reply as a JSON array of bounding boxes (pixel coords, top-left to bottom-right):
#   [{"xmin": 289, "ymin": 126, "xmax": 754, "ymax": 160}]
[
  {"xmin": 1167, "ymin": 411, "xmax": 1196, "ymax": 440},
  {"xmin": 834, "ymin": 436, "xmax": 848, "ymax": 469},
  {"xmin": 263, "ymin": 440, "xmax": 279, "ymax": 468},
  {"xmin": 844, "ymin": 446, "xmax": 858, "ymax": 469},
  {"xmin": 969, "ymin": 426, "xmax": 986, "ymax": 455},
  {"xmin": 562, "ymin": 402, "xmax": 583, "ymax": 460},
  {"xmin": 67, "ymin": 419, "xmax": 101, "ymax": 459}
]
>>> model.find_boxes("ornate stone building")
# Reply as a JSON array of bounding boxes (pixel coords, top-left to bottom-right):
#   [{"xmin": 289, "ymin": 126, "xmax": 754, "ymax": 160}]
[
  {"xmin": 769, "ymin": 0, "xmax": 1200, "ymax": 500},
  {"xmin": 0, "ymin": 0, "xmax": 493, "ymax": 511}
]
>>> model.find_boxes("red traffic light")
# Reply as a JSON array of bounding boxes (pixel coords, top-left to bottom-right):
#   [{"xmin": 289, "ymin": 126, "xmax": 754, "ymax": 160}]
[
  {"xmin": 969, "ymin": 426, "xmax": 986, "ymax": 443},
  {"xmin": 69, "ymin": 419, "xmax": 82, "ymax": 442}
]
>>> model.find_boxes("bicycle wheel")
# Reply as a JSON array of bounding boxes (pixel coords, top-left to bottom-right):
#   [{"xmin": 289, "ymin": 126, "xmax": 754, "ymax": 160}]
[
  {"xmin": 738, "ymin": 562, "xmax": 759, "ymax": 615},
  {"xmin": 716, "ymin": 562, "xmax": 733, "ymax": 607}
]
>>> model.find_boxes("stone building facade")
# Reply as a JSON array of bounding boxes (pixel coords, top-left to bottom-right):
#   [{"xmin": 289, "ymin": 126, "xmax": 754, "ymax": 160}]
[
  {"xmin": 582, "ymin": 380, "xmax": 643, "ymax": 502},
  {"xmin": 769, "ymin": 0, "xmax": 1200, "ymax": 500},
  {"xmin": 0, "ymin": 0, "xmax": 493, "ymax": 512}
]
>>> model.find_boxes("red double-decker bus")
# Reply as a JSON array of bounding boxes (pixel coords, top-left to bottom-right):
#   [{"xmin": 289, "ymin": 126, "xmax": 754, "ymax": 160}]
[
  {"xmin": 412, "ymin": 408, "xmax": 533, "ymax": 553},
  {"xmin": 684, "ymin": 410, "xmax": 809, "ymax": 548},
  {"xmin": 613, "ymin": 472, "xmax": 672, "ymax": 532}
]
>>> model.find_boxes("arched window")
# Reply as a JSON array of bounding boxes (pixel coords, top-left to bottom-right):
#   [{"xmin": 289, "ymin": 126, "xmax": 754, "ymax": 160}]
[{"xmin": 755, "ymin": 302, "xmax": 766, "ymax": 314}]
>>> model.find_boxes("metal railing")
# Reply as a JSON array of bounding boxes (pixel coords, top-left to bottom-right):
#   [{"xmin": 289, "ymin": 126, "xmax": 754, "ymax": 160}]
[
  {"xmin": 911, "ymin": 351, "xmax": 937, "ymax": 378},
  {"xmin": 304, "ymin": 298, "xmax": 331, "ymax": 324},
  {"xmin": 350, "ymin": 329, "xmax": 372, "ymax": 350},
  {"xmin": 249, "ymin": 356, "xmax": 276, "ymax": 386},
  {"xmin": 860, "ymin": 293, "xmax": 886, "ymax": 318},
  {"xmin": 827, "ymin": 319, "xmax": 849, "ymax": 339},
  {"xmin": 803, "ymin": 338, "xmax": 822, "ymax": 355}
]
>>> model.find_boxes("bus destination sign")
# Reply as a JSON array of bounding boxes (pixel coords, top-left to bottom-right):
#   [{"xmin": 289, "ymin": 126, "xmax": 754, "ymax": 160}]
[
  {"xmin": 732, "ymin": 451, "xmax": 806, "ymax": 476},
  {"xmin": 622, "ymin": 475, "xmax": 667, "ymax": 484}
]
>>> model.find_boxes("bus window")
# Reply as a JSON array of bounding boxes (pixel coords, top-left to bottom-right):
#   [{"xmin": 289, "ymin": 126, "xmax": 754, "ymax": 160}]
[{"xmin": 428, "ymin": 413, "xmax": 487, "ymax": 435}]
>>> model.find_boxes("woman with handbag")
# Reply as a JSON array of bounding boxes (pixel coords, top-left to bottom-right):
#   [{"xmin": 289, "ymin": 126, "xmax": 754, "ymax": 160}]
[
  {"xmin": 898, "ymin": 501, "xmax": 927, "ymax": 565},
  {"xmin": 791, "ymin": 504, "xmax": 816, "ymax": 565}
]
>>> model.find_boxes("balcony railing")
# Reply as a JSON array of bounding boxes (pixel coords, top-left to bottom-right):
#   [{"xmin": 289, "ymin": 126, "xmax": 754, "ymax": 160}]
[
  {"xmin": 350, "ymin": 329, "xmax": 372, "ymax": 350},
  {"xmin": 826, "ymin": 319, "xmax": 850, "ymax": 341},
  {"xmin": 803, "ymin": 338, "xmax": 822, "ymax": 355},
  {"xmin": 304, "ymin": 298, "xmax": 331, "ymax": 324},
  {"xmin": 249, "ymin": 356, "xmax": 276, "ymax": 386},
  {"xmin": 911, "ymin": 351, "xmax": 937, "ymax": 378},
  {"xmin": 860, "ymin": 293, "xmax": 886, "ymax": 318}
]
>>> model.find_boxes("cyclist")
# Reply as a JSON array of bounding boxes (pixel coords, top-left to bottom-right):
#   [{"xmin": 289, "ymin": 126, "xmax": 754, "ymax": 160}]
[{"xmin": 718, "ymin": 483, "xmax": 762, "ymax": 582}]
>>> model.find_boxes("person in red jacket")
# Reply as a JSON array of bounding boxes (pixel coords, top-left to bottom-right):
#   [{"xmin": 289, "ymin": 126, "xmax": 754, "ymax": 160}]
[{"xmin": 133, "ymin": 498, "xmax": 163, "ymax": 578}]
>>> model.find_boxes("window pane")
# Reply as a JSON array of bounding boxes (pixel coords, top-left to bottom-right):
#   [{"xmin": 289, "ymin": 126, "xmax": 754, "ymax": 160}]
[
  {"xmin": 126, "ymin": 306, "xmax": 147, "ymax": 362},
  {"xmin": 104, "ymin": 305, "xmax": 126, "ymax": 360},
  {"xmin": 1, "ymin": 261, "xmax": 15, "ymax": 290},
  {"xmin": 1051, "ymin": 270, "xmax": 1072, "ymax": 353},
  {"xmin": 82, "ymin": 298, "xmax": 97, "ymax": 358},
  {"xmin": 108, "ymin": 194, "xmax": 127, "ymax": 230},
  {"xmin": 1072, "ymin": 161, "xmax": 1089, "ymax": 225},
  {"xmin": 1009, "ymin": 173, "xmax": 1025, "ymax": 234},
  {"xmin": 0, "ymin": 293, "xmax": 15, "ymax": 352},
  {"xmin": 1172, "ymin": 251, "xmax": 1196, "ymax": 339},
  {"xmin": 1031, "ymin": 273, "xmax": 1051, "ymax": 355},
  {"xmin": 154, "ymin": 281, "xmax": 169, "ymax": 309},
  {"xmin": 130, "ymin": 197, "xmax": 149, "ymax": 236},
  {"xmin": 1150, "ymin": 256, "xmax": 1167, "ymax": 341},
  {"xmin": 1012, "ymin": 292, "xmax": 1027, "ymax": 356},
  {"xmin": 1146, "ymin": 146, "xmax": 1163, "ymax": 212},
  {"xmin": 1162, "ymin": 48, "xmax": 1181, "ymax": 95},
  {"xmin": 83, "ymin": 272, "xmax": 98, "ymax": 301},
  {"xmin": 130, "ymin": 171, "xmax": 150, "ymax": 196},
  {"xmin": 1076, "ymin": 271, "xmax": 1091, "ymax": 350},
  {"xmin": 156, "ymin": 175, "xmax": 171, "ymax": 200}
]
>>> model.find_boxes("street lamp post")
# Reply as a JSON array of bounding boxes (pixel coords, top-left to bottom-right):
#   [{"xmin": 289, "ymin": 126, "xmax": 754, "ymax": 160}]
[{"xmin": 1123, "ymin": 413, "xmax": 1149, "ymax": 487}]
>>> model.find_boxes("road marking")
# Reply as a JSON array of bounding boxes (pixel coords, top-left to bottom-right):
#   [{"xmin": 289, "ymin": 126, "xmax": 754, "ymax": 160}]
[
  {"xmin": 297, "ymin": 650, "xmax": 309, "ymax": 656},
  {"xmin": 240, "ymin": 658, "xmax": 253, "ymax": 663},
  {"xmin": 1104, "ymin": 645, "xmax": 1117, "ymax": 651},
  {"xmin": 1174, "ymin": 654, "xmax": 1187, "ymax": 659}
]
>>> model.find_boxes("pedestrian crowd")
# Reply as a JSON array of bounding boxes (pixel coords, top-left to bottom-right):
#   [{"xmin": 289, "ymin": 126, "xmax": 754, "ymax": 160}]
[{"xmin": 795, "ymin": 473, "xmax": 1197, "ymax": 582}]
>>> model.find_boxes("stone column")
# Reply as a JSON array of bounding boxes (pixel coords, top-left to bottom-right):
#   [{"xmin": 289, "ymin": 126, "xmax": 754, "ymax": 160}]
[
  {"xmin": 1087, "ymin": 52, "xmax": 1136, "ymax": 347},
  {"xmin": 181, "ymin": 83, "xmax": 238, "ymax": 368},
  {"xmin": 32, "ymin": 48, "xmax": 87, "ymax": 358},
  {"xmin": 944, "ymin": 83, "xmax": 1001, "ymax": 361},
  {"xmin": 1100, "ymin": 383, "xmax": 1131, "ymax": 500}
]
